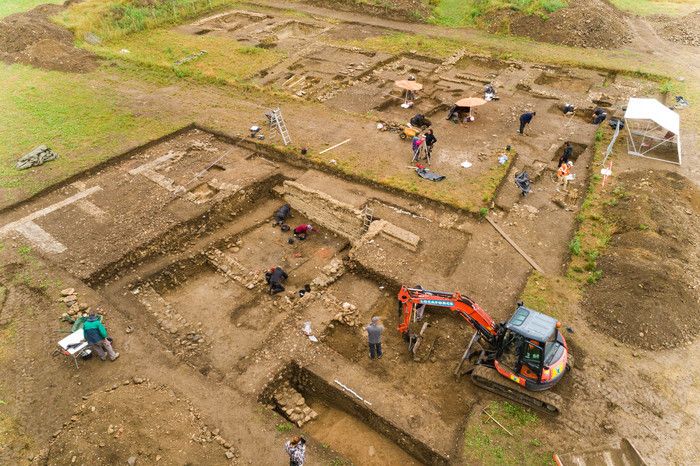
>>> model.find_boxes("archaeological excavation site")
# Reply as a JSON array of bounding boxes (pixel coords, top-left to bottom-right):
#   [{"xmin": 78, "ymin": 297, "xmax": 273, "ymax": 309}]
[{"xmin": 1, "ymin": 0, "xmax": 699, "ymax": 465}]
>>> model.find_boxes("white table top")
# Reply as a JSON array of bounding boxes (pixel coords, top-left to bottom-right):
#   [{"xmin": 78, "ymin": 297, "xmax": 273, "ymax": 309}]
[{"xmin": 58, "ymin": 329, "xmax": 88, "ymax": 355}]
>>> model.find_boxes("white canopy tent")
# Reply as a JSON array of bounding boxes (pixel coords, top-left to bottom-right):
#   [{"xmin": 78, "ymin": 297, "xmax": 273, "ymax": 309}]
[{"xmin": 624, "ymin": 98, "xmax": 682, "ymax": 165}]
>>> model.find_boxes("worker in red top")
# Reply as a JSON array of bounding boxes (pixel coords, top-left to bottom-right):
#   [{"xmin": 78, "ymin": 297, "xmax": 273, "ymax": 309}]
[{"xmin": 293, "ymin": 224, "xmax": 314, "ymax": 240}]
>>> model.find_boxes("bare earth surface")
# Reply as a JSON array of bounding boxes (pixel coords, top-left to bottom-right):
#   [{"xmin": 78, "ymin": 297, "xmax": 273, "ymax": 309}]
[{"xmin": 1, "ymin": 1, "xmax": 699, "ymax": 466}]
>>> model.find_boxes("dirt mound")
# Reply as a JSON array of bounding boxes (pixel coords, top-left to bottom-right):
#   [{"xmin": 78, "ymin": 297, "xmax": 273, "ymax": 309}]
[
  {"xmin": 652, "ymin": 10, "xmax": 700, "ymax": 47},
  {"xmin": 0, "ymin": 4, "xmax": 98, "ymax": 72},
  {"xmin": 488, "ymin": 0, "xmax": 632, "ymax": 49},
  {"xmin": 42, "ymin": 381, "xmax": 235, "ymax": 464},
  {"xmin": 584, "ymin": 170, "xmax": 700, "ymax": 350}
]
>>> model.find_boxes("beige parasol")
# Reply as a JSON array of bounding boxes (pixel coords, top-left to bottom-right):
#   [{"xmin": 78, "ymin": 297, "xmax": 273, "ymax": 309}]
[
  {"xmin": 455, "ymin": 97, "xmax": 487, "ymax": 107},
  {"xmin": 395, "ymin": 80, "xmax": 423, "ymax": 107},
  {"xmin": 395, "ymin": 80, "xmax": 424, "ymax": 91}
]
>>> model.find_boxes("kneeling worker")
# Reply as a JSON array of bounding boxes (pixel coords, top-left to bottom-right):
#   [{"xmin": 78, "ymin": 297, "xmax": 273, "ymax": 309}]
[
  {"xmin": 293, "ymin": 224, "xmax": 314, "ymax": 240},
  {"xmin": 265, "ymin": 266, "xmax": 288, "ymax": 295}
]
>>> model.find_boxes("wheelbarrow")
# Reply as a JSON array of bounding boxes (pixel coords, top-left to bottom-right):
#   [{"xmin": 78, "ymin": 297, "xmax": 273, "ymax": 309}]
[{"xmin": 399, "ymin": 126, "xmax": 420, "ymax": 140}]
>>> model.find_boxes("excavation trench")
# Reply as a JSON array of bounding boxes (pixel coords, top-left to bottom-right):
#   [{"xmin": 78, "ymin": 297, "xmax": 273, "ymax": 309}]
[{"xmin": 262, "ymin": 362, "xmax": 450, "ymax": 465}]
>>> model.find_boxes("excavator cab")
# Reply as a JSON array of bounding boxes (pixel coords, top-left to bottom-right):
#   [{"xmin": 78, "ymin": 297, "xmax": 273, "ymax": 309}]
[{"xmin": 493, "ymin": 305, "xmax": 569, "ymax": 391}]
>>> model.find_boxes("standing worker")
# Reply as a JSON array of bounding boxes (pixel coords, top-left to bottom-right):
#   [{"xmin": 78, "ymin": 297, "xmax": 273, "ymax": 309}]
[
  {"xmin": 424, "ymin": 129, "xmax": 437, "ymax": 165},
  {"xmin": 518, "ymin": 111, "xmax": 536, "ymax": 135},
  {"xmin": 265, "ymin": 266, "xmax": 288, "ymax": 295},
  {"xmin": 83, "ymin": 309, "xmax": 119, "ymax": 362},
  {"xmin": 365, "ymin": 316, "xmax": 384, "ymax": 359},
  {"xmin": 558, "ymin": 141, "xmax": 573, "ymax": 167},
  {"xmin": 411, "ymin": 133, "xmax": 424, "ymax": 163},
  {"xmin": 285, "ymin": 436, "xmax": 306, "ymax": 466}
]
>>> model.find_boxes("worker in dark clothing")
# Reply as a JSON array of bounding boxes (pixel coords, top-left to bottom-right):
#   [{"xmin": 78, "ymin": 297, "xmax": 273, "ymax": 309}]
[
  {"xmin": 558, "ymin": 142, "xmax": 573, "ymax": 167},
  {"xmin": 424, "ymin": 129, "xmax": 437, "ymax": 165},
  {"xmin": 365, "ymin": 316, "xmax": 384, "ymax": 359},
  {"xmin": 265, "ymin": 266, "xmax": 288, "ymax": 295},
  {"xmin": 274, "ymin": 204, "xmax": 291, "ymax": 225},
  {"xmin": 518, "ymin": 111, "xmax": 536, "ymax": 134},
  {"xmin": 592, "ymin": 108, "xmax": 607, "ymax": 125}
]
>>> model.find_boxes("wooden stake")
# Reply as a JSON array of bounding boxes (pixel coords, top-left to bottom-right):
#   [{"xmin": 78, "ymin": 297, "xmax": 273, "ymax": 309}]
[
  {"xmin": 319, "ymin": 138, "xmax": 351, "ymax": 154},
  {"xmin": 486, "ymin": 217, "xmax": 544, "ymax": 273},
  {"xmin": 482, "ymin": 408, "xmax": 513, "ymax": 437}
]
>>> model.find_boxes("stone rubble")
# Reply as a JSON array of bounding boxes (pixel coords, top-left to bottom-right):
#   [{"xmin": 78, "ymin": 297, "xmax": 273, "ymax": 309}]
[{"xmin": 272, "ymin": 382, "xmax": 318, "ymax": 427}]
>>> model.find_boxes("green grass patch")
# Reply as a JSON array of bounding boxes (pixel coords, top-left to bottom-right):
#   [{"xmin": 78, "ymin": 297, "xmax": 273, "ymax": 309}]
[
  {"xmin": 566, "ymin": 125, "xmax": 621, "ymax": 284},
  {"xmin": 568, "ymin": 235, "xmax": 581, "ymax": 256},
  {"xmin": 0, "ymin": 63, "xmax": 177, "ymax": 207},
  {"xmin": 275, "ymin": 422, "xmax": 293, "ymax": 432},
  {"xmin": 519, "ymin": 271, "xmax": 579, "ymax": 321},
  {"xmin": 464, "ymin": 401, "xmax": 552, "ymax": 465},
  {"xmin": 57, "ymin": 0, "xmax": 240, "ymax": 42},
  {"xmin": 477, "ymin": 150, "xmax": 513, "ymax": 205},
  {"xmin": 0, "ymin": 0, "xmax": 63, "ymax": 18},
  {"xmin": 430, "ymin": 0, "xmax": 568, "ymax": 27},
  {"xmin": 608, "ymin": 0, "xmax": 699, "ymax": 16},
  {"xmin": 332, "ymin": 32, "xmax": 463, "ymax": 59},
  {"xmin": 88, "ymin": 29, "xmax": 285, "ymax": 83}
]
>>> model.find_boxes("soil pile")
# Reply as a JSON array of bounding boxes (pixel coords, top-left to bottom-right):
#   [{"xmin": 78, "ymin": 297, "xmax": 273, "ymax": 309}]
[
  {"xmin": 652, "ymin": 11, "xmax": 700, "ymax": 47},
  {"xmin": 488, "ymin": 0, "xmax": 632, "ymax": 49},
  {"xmin": 584, "ymin": 170, "xmax": 700, "ymax": 350},
  {"xmin": 0, "ymin": 4, "xmax": 98, "ymax": 72}
]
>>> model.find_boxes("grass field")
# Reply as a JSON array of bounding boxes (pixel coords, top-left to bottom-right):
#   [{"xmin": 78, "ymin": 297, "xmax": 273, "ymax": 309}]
[
  {"xmin": 429, "ymin": 0, "xmax": 568, "ymax": 27},
  {"xmin": 0, "ymin": 64, "xmax": 177, "ymax": 206},
  {"xmin": 56, "ymin": 0, "xmax": 238, "ymax": 41},
  {"xmin": 464, "ymin": 401, "xmax": 553, "ymax": 465},
  {"xmin": 608, "ymin": 0, "xmax": 699, "ymax": 16},
  {"xmin": 0, "ymin": 0, "xmax": 62, "ymax": 18},
  {"xmin": 87, "ymin": 29, "xmax": 285, "ymax": 84}
]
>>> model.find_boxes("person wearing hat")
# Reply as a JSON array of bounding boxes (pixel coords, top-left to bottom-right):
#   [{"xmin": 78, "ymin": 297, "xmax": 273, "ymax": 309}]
[
  {"xmin": 293, "ymin": 224, "xmax": 314, "ymax": 240},
  {"xmin": 284, "ymin": 436, "xmax": 306, "ymax": 466},
  {"xmin": 365, "ymin": 316, "xmax": 384, "ymax": 360},
  {"xmin": 83, "ymin": 309, "xmax": 119, "ymax": 361},
  {"xmin": 557, "ymin": 161, "xmax": 574, "ymax": 192}
]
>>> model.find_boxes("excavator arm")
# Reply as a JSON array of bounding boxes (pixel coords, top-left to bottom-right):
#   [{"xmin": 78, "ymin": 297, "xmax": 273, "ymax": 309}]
[{"xmin": 397, "ymin": 286, "xmax": 499, "ymax": 346}]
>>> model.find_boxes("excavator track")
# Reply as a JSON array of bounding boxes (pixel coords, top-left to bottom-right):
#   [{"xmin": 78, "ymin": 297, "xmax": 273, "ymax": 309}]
[{"xmin": 468, "ymin": 365, "xmax": 563, "ymax": 416}]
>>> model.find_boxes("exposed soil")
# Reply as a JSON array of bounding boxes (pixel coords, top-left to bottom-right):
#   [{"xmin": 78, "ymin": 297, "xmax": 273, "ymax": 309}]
[
  {"xmin": 0, "ymin": 4, "xmax": 98, "ymax": 73},
  {"xmin": 488, "ymin": 0, "xmax": 632, "ymax": 49},
  {"xmin": 651, "ymin": 10, "xmax": 700, "ymax": 47},
  {"xmin": 2, "ymin": 2, "xmax": 700, "ymax": 465},
  {"xmin": 44, "ymin": 382, "xmax": 232, "ymax": 465},
  {"xmin": 584, "ymin": 170, "xmax": 700, "ymax": 350}
]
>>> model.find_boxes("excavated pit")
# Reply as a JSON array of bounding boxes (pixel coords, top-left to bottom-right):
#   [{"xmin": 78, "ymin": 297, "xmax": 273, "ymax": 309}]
[
  {"xmin": 261, "ymin": 362, "xmax": 449, "ymax": 465},
  {"xmin": 552, "ymin": 142, "xmax": 589, "ymax": 163}
]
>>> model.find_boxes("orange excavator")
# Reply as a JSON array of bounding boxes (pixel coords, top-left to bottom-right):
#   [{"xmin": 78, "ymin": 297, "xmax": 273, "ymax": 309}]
[{"xmin": 397, "ymin": 286, "xmax": 570, "ymax": 414}]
